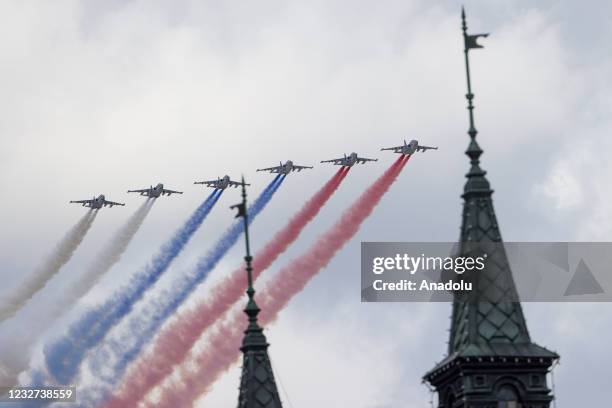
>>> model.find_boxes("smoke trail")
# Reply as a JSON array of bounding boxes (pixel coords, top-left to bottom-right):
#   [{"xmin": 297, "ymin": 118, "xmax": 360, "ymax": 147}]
[
  {"xmin": 0, "ymin": 201, "xmax": 155, "ymax": 388},
  {"xmin": 0, "ymin": 362, "xmax": 17, "ymax": 389},
  {"xmin": 40, "ymin": 190, "xmax": 222, "ymax": 386},
  {"xmin": 66, "ymin": 198, "xmax": 155, "ymax": 306},
  {"xmin": 74, "ymin": 175, "xmax": 286, "ymax": 407},
  {"xmin": 152, "ymin": 156, "xmax": 410, "ymax": 408},
  {"xmin": 0, "ymin": 211, "xmax": 98, "ymax": 323},
  {"xmin": 103, "ymin": 169, "xmax": 348, "ymax": 408}
]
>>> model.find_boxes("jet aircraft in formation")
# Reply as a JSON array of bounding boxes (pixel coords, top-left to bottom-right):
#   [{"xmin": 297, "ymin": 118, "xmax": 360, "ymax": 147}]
[
  {"xmin": 381, "ymin": 139, "xmax": 438, "ymax": 155},
  {"xmin": 69, "ymin": 142, "xmax": 437, "ymax": 208},
  {"xmin": 128, "ymin": 183, "xmax": 183, "ymax": 198},
  {"xmin": 321, "ymin": 152, "xmax": 377, "ymax": 167},
  {"xmin": 257, "ymin": 160, "xmax": 313, "ymax": 175},
  {"xmin": 194, "ymin": 175, "xmax": 249, "ymax": 190},
  {"xmin": 70, "ymin": 195, "xmax": 125, "ymax": 209}
]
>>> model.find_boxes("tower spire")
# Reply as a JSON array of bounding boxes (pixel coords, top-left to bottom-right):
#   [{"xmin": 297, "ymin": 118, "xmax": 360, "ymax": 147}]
[
  {"xmin": 233, "ymin": 178, "xmax": 283, "ymax": 408},
  {"xmin": 462, "ymin": 5, "xmax": 478, "ymax": 141},
  {"xmin": 461, "ymin": 6, "xmax": 492, "ymax": 199},
  {"xmin": 423, "ymin": 9, "xmax": 558, "ymax": 407}
]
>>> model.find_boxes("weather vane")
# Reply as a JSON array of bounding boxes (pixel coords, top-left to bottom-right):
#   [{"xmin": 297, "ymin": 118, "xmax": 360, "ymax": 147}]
[{"xmin": 461, "ymin": 6, "xmax": 489, "ymax": 142}]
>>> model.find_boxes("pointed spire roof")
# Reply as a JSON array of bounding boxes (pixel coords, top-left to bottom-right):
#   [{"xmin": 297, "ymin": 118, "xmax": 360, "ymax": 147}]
[
  {"xmin": 425, "ymin": 9, "xmax": 557, "ymax": 379},
  {"xmin": 234, "ymin": 179, "xmax": 283, "ymax": 408},
  {"xmin": 236, "ymin": 279, "xmax": 283, "ymax": 408}
]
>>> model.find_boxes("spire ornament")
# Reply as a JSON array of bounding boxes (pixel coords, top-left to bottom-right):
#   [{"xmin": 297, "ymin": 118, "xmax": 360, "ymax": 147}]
[
  {"xmin": 233, "ymin": 177, "xmax": 283, "ymax": 408},
  {"xmin": 461, "ymin": 6, "xmax": 492, "ymax": 198},
  {"xmin": 423, "ymin": 9, "xmax": 558, "ymax": 407}
]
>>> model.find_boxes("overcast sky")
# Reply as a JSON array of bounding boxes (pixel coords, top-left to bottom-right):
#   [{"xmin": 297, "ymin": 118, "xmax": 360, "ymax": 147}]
[{"xmin": 1, "ymin": 0, "xmax": 611, "ymax": 406}]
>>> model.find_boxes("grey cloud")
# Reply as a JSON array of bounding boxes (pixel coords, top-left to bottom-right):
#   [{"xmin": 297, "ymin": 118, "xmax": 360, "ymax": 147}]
[{"xmin": 0, "ymin": 1, "xmax": 611, "ymax": 407}]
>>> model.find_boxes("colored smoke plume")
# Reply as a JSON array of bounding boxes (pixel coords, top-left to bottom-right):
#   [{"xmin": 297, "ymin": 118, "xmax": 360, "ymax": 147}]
[
  {"xmin": 105, "ymin": 169, "xmax": 348, "ymax": 408},
  {"xmin": 40, "ymin": 190, "xmax": 222, "ymax": 386},
  {"xmin": 150, "ymin": 156, "xmax": 409, "ymax": 408},
  {"xmin": 0, "ymin": 210, "xmax": 98, "ymax": 324},
  {"xmin": 0, "ymin": 201, "xmax": 154, "ymax": 388},
  {"xmin": 66, "ymin": 198, "xmax": 155, "ymax": 307},
  {"xmin": 78, "ymin": 175, "xmax": 285, "ymax": 406}
]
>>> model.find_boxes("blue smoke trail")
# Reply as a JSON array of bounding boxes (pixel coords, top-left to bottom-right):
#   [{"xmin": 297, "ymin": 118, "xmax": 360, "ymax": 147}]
[
  {"xmin": 79, "ymin": 175, "xmax": 285, "ymax": 407},
  {"xmin": 41, "ymin": 190, "xmax": 223, "ymax": 386}
]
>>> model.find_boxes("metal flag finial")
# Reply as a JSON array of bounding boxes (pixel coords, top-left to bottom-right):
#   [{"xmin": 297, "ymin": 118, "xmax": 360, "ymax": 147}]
[
  {"xmin": 460, "ymin": 8, "xmax": 492, "ymax": 197},
  {"xmin": 230, "ymin": 176, "xmax": 248, "ymax": 219},
  {"xmin": 461, "ymin": 7, "xmax": 489, "ymax": 144},
  {"xmin": 462, "ymin": 7, "xmax": 489, "ymax": 52},
  {"xmin": 231, "ymin": 175, "xmax": 254, "ymax": 295}
]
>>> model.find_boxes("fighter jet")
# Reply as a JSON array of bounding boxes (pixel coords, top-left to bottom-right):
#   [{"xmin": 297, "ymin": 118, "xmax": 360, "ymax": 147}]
[
  {"xmin": 320, "ymin": 152, "xmax": 377, "ymax": 167},
  {"xmin": 128, "ymin": 183, "xmax": 183, "ymax": 198},
  {"xmin": 257, "ymin": 160, "xmax": 313, "ymax": 175},
  {"xmin": 381, "ymin": 139, "xmax": 438, "ymax": 155},
  {"xmin": 194, "ymin": 175, "xmax": 249, "ymax": 190},
  {"xmin": 70, "ymin": 194, "xmax": 125, "ymax": 209}
]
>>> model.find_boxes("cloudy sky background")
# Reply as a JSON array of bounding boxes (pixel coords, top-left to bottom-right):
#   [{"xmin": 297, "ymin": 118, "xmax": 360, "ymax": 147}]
[{"xmin": 0, "ymin": 0, "xmax": 611, "ymax": 406}]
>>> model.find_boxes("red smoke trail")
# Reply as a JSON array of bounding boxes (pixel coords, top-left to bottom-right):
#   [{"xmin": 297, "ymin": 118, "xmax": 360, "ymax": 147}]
[
  {"xmin": 149, "ymin": 155, "xmax": 409, "ymax": 408},
  {"xmin": 104, "ymin": 168, "xmax": 350, "ymax": 408}
]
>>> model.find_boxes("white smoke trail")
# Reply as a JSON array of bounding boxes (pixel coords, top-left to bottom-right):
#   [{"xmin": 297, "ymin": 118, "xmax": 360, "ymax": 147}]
[
  {"xmin": 64, "ymin": 199, "xmax": 155, "ymax": 307},
  {"xmin": 0, "ymin": 200, "xmax": 154, "ymax": 387},
  {"xmin": 0, "ymin": 210, "xmax": 98, "ymax": 323},
  {"xmin": 0, "ymin": 363, "xmax": 16, "ymax": 388}
]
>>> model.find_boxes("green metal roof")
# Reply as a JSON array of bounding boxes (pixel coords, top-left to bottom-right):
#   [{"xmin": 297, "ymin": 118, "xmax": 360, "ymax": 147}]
[
  {"xmin": 423, "ymin": 15, "xmax": 558, "ymax": 403},
  {"xmin": 428, "ymin": 8, "xmax": 558, "ymax": 378},
  {"xmin": 236, "ymin": 281, "xmax": 283, "ymax": 408},
  {"xmin": 440, "ymin": 92, "xmax": 558, "ymax": 373}
]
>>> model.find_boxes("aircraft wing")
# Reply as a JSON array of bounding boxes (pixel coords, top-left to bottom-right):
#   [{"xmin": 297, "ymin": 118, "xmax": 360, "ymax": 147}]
[
  {"xmin": 380, "ymin": 145, "xmax": 402, "ymax": 153},
  {"xmin": 293, "ymin": 165, "xmax": 313, "ymax": 172},
  {"xmin": 320, "ymin": 158, "xmax": 343, "ymax": 165},
  {"xmin": 356, "ymin": 157, "xmax": 378, "ymax": 163},
  {"xmin": 162, "ymin": 188, "xmax": 183, "ymax": 195},
  {"xmin": 127, "ymin": 188, "xmax": 149, "ymax": 194},
  {"xmin": 103, "ymin": 200, "xmax": 125, "ymax": 207},
  {"xmin": 416, "ymin": 145, "xmax": 438, "ymax": 152},
  {"xmin": 256, "ymin": 166, "xmax": 282, "ymax": 173},
  {"xmin": 70, "ymin": 199, "xmax": 93, "ymax": 204},
  {"xmin": 194, "ymin": 180, "xmax": 217, "ymax": 187},
  {"xmin": 228, "ymin": 180, "xmax": 250, "ymax": 188}
]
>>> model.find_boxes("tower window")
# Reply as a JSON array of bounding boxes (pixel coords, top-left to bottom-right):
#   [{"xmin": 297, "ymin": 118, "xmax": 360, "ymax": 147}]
[
  {"xmin": 474, "ymin": 375, "xmax": 486, "ymax": 387},
  {"xmin": 497, "ymin": 385, "xmax": 521, "ymax": 408},
  {"xmin": 530, "ymin": 374, "xmax": 542, "ymax": 387}
]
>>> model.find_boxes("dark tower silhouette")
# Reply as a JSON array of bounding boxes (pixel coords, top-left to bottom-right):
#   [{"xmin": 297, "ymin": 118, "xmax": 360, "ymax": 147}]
[
  {"xmin": 232, "ymin": 178, "xmax": 284, "ymax": 408},
  {"xmin": 423, "ymin": 8, "xmax": 559, "ymax": 408}
]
